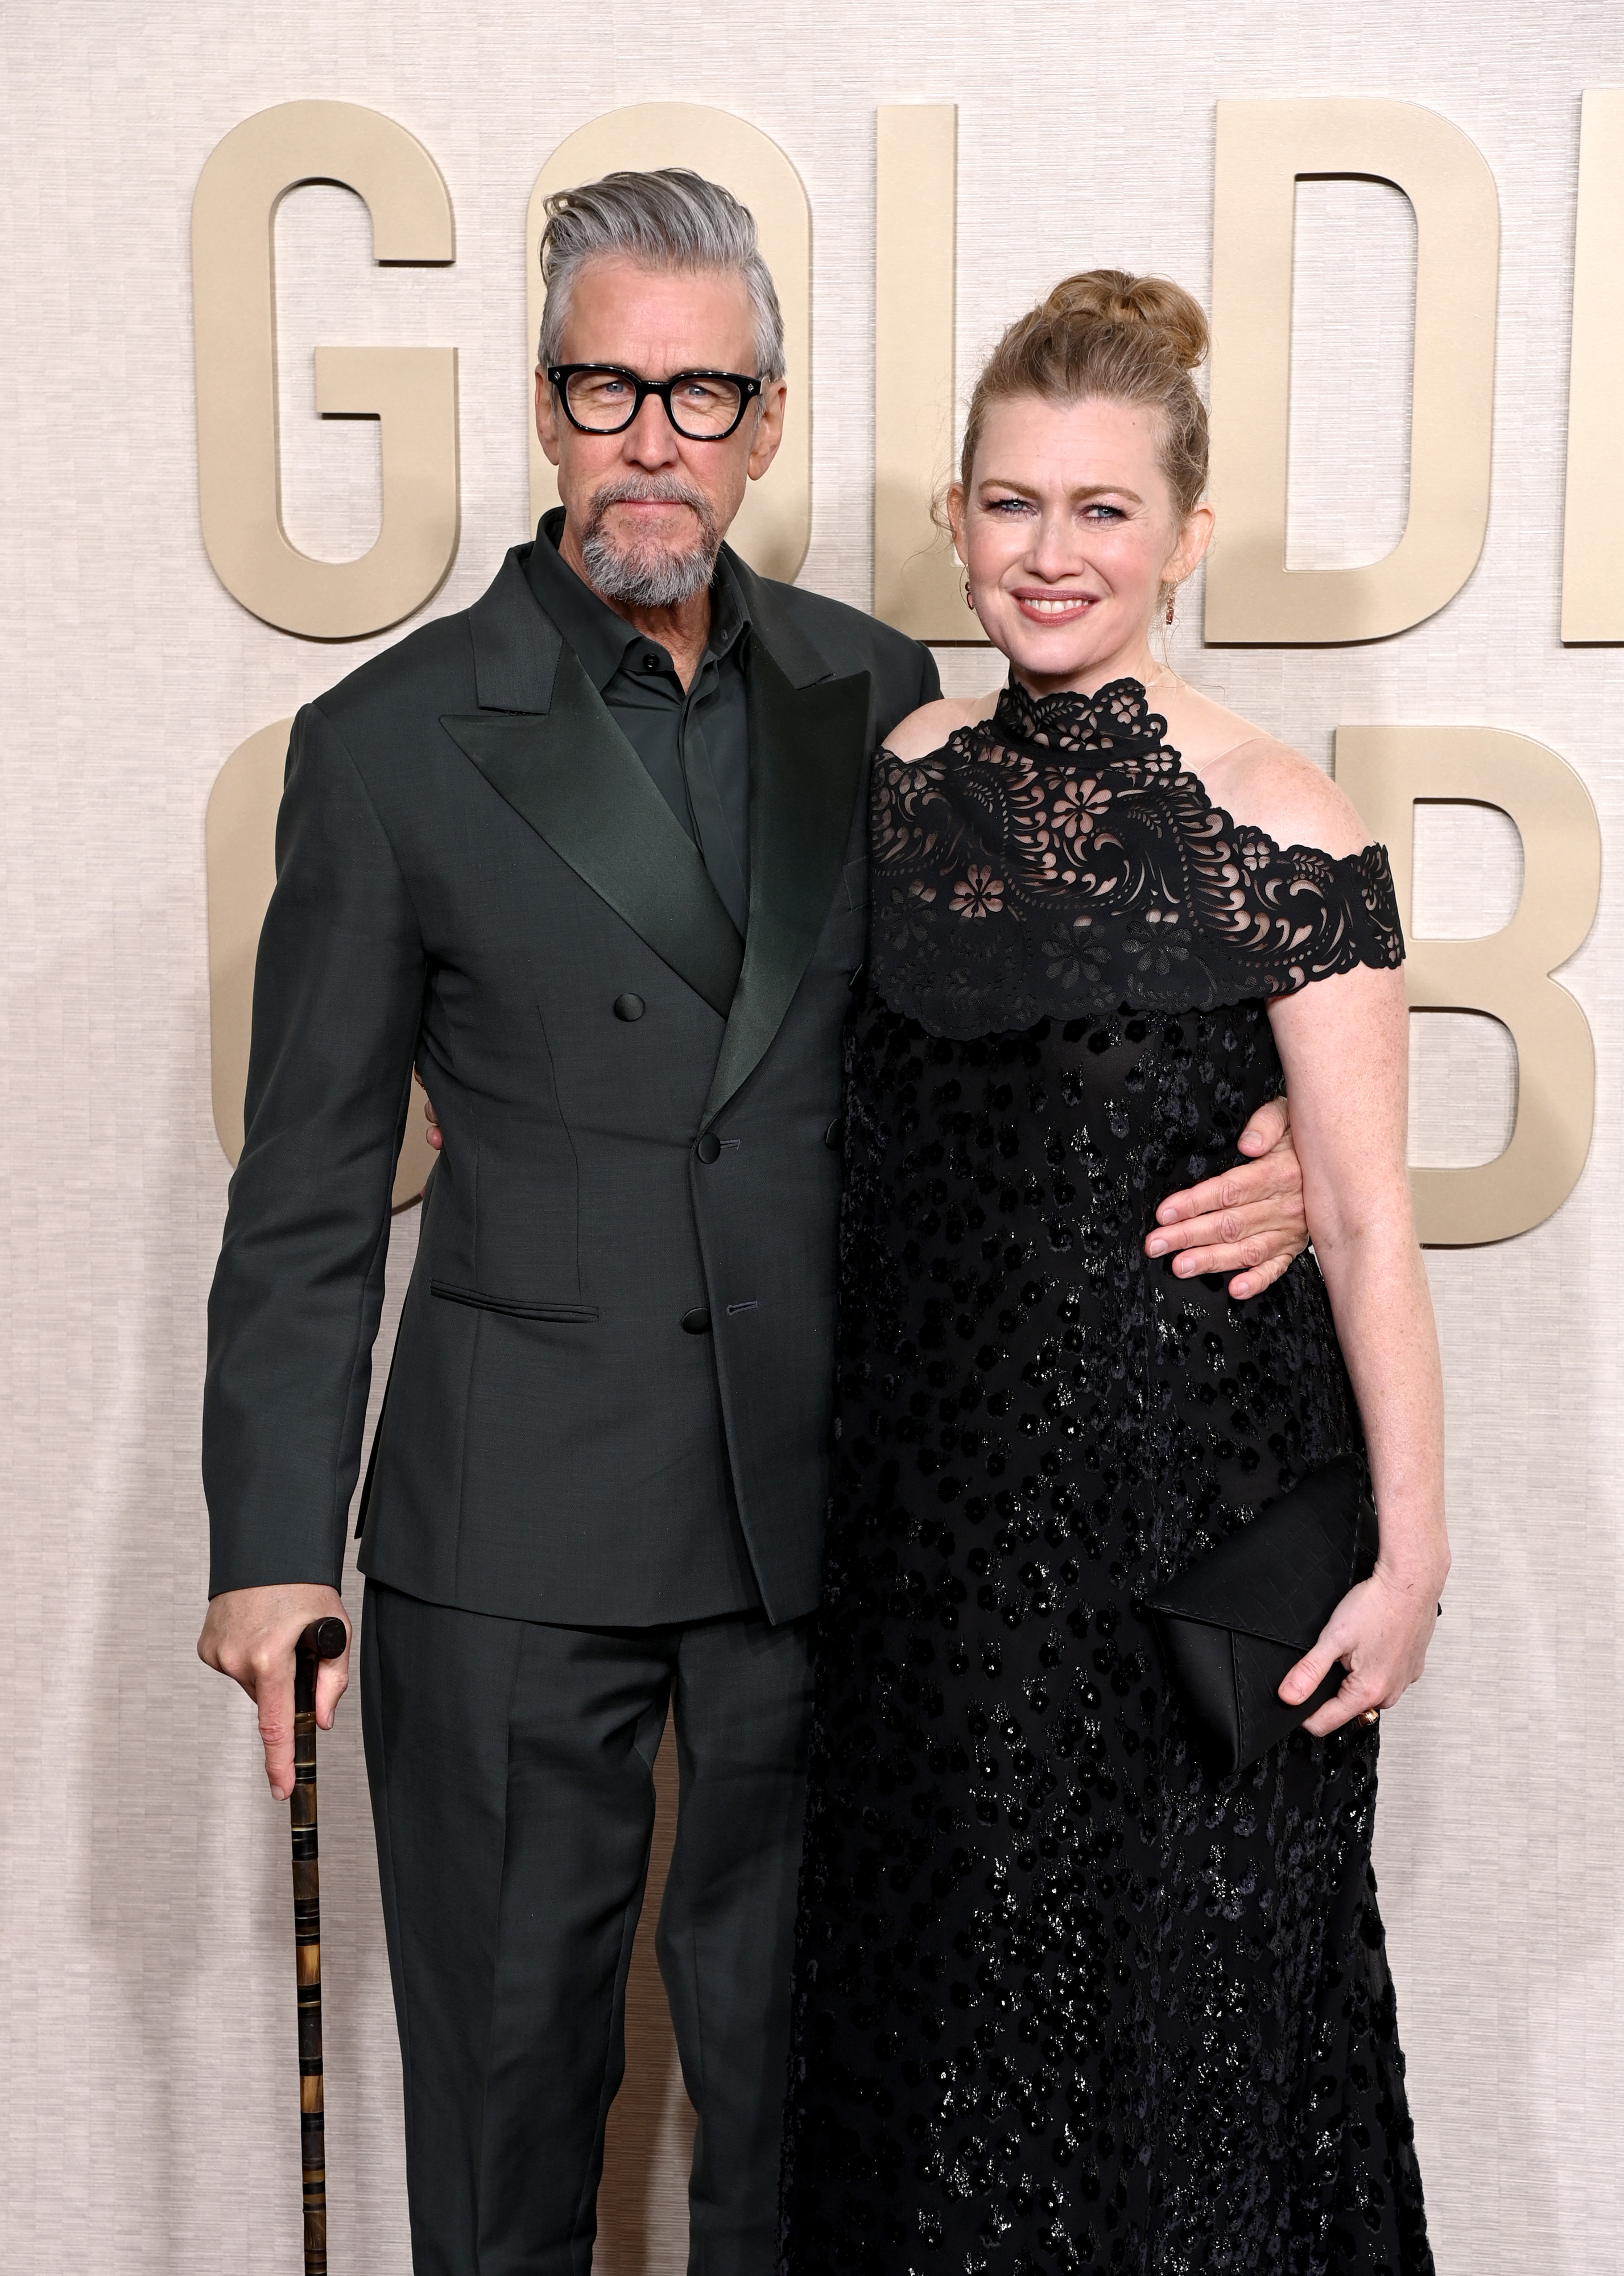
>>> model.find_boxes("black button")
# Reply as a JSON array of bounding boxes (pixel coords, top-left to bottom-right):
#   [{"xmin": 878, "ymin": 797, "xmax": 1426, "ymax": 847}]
[
  {"xmin": 613, "ymin": 993, "xmax": 645, "ymax": 1022},
  {"xmin": 681, "ymin": 1306, "xmax": 712, "ymax": 1335},
  {"xmin": 641, "ymin": 654, "xmax": 660, "ymax": 673},
  {"xmin": 824, "ymin": 1117, "xmax": 843, "ymax": 1149},
  {"xmin": 695, "ymin": 1133, "xmax": 722, "ymax": 1165}
]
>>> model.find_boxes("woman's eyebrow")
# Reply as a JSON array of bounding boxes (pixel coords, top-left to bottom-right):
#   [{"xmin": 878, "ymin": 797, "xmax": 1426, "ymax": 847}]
[{"xmin": 977, "ymin": 478, "xmax": 1146, "ymax": 505}]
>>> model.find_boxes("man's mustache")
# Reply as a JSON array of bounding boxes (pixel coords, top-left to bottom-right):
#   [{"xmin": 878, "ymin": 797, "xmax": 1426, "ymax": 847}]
[{"xmin": 586, "ymin": 477, "xmax": 714, "ymax": 528}]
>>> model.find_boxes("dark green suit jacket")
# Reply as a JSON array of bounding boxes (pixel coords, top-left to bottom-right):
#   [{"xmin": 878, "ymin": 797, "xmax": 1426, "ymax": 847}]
[{"xmin": 203, "ymin": 541, "xmax": 939, "ymax": 1624}]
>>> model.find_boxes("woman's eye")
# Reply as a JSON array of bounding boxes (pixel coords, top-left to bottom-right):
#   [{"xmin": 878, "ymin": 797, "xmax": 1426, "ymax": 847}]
[
  {"xmin": 985, "ymin": 496, "xmax": 1034, "ymax": 516},
  {"xmin": 1082, "ymin": 502, "xmax": 1125, "ymax": 522}
]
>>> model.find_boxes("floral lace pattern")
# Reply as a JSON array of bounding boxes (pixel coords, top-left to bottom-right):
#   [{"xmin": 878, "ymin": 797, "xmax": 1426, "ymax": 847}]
[
  {"xmin": 778, "ymin": 687, "xmax": 1429, "ymax": 2275},
  {"xmin": 870, "ymin": 677, "xmax": 1403, "ymax": 1038}
]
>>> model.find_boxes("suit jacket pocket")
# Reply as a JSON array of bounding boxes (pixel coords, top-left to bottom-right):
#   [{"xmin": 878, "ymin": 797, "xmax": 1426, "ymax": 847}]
[{"xmin": 430, "ymin": 1280, "xmax": 600, "ymax": 1324}]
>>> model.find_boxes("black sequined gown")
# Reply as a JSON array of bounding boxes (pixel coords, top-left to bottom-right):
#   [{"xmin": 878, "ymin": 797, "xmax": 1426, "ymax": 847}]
[{"xmin": 779, "ymin": 681, "xmax": 1431, "ymax": 2276}]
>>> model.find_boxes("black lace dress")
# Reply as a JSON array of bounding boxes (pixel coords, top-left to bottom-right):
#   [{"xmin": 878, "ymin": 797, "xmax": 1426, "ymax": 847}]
[{"xmin": 779, "ymin": 681, "xmax": 1431, "ymax": 2276}]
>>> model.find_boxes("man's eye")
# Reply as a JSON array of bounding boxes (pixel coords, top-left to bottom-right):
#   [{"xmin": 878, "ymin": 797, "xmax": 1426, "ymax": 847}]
[{"xmin": 679, "ymin": 381, "xmax": 725, "ymax": 406}]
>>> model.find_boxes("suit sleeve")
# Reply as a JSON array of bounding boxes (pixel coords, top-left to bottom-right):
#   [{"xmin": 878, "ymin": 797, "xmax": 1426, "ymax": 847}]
[
  {"xmin": 915, "ymin": 641, "xmax": 943, "ymax": 705},
  {"xmin": 203, "ymin": 701, "xmax": 426, "ymax": 1596}
]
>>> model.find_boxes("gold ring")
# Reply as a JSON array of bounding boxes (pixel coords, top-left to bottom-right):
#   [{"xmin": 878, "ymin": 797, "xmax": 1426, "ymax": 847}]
[{"xmin": 1358, "ymin": 1707, "xmax": 1381, "ymax": 1726}]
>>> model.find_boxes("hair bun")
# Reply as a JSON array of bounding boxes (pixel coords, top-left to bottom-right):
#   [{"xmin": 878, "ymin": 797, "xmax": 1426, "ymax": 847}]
[{"xmin": 1041, "ymin": 269, "xmax": 1209, "ymax": 371}]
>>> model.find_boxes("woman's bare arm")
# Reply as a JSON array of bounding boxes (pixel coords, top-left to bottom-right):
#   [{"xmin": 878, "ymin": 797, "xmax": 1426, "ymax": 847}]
[
  {"xmin": 1197, "ymin": 741, "xmax": 1448, "ymax": 1731},
  {"xmin": 1268, "ymin": 960, "xmax": 1448, "ymax": 1731}
]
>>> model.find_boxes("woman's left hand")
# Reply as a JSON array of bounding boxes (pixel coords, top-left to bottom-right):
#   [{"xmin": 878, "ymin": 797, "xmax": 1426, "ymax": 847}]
[{"xmin": 1279, "ymin": 1560, "xmax": 1445, "ymax": 1736}]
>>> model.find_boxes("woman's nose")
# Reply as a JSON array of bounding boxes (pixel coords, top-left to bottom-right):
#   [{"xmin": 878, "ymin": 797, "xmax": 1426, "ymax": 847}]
[{"xmin": 1027, "ymin": 510, "xmax": 1085, "ymax": 579}]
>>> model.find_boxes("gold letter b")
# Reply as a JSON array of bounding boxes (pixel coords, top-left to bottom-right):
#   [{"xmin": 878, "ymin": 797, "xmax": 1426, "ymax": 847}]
[{"xmin": 1335, "ymin": 728, "xmax": 1600, "ymax": 1246}]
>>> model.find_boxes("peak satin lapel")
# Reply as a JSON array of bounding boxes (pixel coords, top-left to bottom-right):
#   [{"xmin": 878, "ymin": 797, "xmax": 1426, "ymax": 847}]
[
  {"xmin": 441, "ymin": 649, "xmax": 743, "ymax": 1020},
  {"xmin": 703, "ymin": 646, "xmax": 871, "ymax": 1125}
]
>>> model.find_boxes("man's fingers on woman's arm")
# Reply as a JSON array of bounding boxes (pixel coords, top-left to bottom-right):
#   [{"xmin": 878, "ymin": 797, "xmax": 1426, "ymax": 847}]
[
  {"xmin": 1152, "ymin": 1153, "xmax": 1300, "ymax": 1232},
  {"xmin": 1144, "ymin": 1204, "xmax": 1303, "ymax": 1288},
  {"xmin": 1225, "ymin": 1251, "xmax": 1294, "ymax": 1300},
  {"xmin": 1148, "ymin": 1204, "xmax": 1273, "ymax": 1261},
  {"xmin": 1235, "ymin": 1092, "xmax": 1291, "ymax": 1156}
]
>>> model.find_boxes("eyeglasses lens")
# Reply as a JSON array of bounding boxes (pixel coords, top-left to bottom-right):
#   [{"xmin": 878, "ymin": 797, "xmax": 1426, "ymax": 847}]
[{"xmin": 564, "ymin": 370, "xmax": 746, "ymax": 438}]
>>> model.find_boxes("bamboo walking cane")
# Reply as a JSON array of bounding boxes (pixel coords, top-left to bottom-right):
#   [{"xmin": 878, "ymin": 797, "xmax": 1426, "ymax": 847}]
[{"xmin": 292, "ymin": 1617, "xmax": 349, "ymax": 2276}]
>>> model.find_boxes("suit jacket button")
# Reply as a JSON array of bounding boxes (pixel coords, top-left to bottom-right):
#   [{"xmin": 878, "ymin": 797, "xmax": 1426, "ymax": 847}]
[
  {"xmin": 695, "ymin": 1133, "xmax": 722, "ymax": 1164},
  {"xmin": 681, "ymin": 1306, "xmax": 712, "ymax": 1334},
  {"xmin": 824, "ymin": 1117, "xmax": 843, "ymax": 1149},
  {"xmin": 614, "ymin": 993, "xmax": 645, "ymax": 1021}
]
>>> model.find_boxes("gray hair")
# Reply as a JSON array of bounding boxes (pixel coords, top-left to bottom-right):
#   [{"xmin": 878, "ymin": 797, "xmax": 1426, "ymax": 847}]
[{"xmin": 537, "ymin": 167, "xmax": 786, "ymax": 384}]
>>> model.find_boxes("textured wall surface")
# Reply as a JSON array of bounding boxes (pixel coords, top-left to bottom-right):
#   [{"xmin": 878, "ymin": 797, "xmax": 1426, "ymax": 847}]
[{"xmin": 2, "ymin": 3, "xmax": 1622, "ymax": 2269}]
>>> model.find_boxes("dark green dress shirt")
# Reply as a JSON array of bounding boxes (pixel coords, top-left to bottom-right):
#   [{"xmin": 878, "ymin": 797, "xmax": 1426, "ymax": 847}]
[{"xmin": 525, "ymin": 509, "xmax": 753, "ymax": 934}]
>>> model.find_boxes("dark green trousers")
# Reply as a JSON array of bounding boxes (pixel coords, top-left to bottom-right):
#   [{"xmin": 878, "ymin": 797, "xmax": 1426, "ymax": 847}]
[{"xmin": 361, "ymin": 1580, "xmax": 815, "ymax": 2276}]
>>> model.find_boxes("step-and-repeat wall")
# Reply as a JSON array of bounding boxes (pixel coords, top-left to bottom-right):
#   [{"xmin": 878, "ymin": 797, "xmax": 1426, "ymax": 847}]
[{"xmin": 5, "ymin": 3, "xmax": 1621, "ymax": 2268}]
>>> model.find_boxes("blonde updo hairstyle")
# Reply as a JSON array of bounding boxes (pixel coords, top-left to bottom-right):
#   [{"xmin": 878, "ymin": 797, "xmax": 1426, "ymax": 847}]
[{"xmin": 956, "ymin": 270, "xmax": 1210, "ymax": 611}]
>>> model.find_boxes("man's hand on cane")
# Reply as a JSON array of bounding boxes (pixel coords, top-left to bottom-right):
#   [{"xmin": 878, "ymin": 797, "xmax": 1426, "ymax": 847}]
[
  {"xmin": 198, "ymin": 1585, "xmax": 352, "ymax": 1801},
  {"xmin": 1142, "ymin": 1093, "xmax": 1307, "ymax": 1296}
]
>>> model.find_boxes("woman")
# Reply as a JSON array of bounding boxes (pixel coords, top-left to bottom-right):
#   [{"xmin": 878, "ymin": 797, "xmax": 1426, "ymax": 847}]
[{"xmin": 778, "ymin": 273, "xmax": 1447, "ymax": 2275}]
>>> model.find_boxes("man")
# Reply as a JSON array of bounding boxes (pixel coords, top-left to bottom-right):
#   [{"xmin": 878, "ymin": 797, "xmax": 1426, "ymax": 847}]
[{"xmin": 200, "ymin": 170, "xmax": 1308, "ymax": 2274}]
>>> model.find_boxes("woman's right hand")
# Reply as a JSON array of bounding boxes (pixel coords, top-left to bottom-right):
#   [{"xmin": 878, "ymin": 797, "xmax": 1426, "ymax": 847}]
[{"xmin": 423, "ymin": 1091, "xmax": 443, "ymax": 1151}]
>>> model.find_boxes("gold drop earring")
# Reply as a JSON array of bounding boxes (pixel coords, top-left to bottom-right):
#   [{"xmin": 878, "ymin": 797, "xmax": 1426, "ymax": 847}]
[{"xmin": 1165, "ymin": 586, "xmax": 1177, "ymax": 628}]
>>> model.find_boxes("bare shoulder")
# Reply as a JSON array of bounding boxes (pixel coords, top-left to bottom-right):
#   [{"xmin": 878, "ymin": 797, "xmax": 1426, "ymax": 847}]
[
  {"xmin": 883, "ymin": 691, "xmax": 1001, "ymax": 762},
  {"xmin": 1156, "ymin": 682, "xmax": 1371, "ymax": 860},
  {"xmin": 1197, "ymin": 733, "xmax": 1375, "ymax": 863}
]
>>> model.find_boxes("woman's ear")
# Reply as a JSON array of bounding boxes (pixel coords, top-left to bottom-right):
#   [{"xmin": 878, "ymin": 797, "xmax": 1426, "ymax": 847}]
[
  {"xmin": 946, "ymin": 483, "xmax": 969, "ymax": 562},
  {"xmin": 1167, "ymin": 501, "xmax": 1214, "ymax": 586}
]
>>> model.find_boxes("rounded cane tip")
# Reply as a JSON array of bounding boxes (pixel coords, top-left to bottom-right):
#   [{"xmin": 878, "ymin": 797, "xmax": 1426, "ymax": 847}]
[
  {"xmin": 297, "ymin": 1617, "xmax": 350, "ymax": 1660},
  {"xmin": 314, "ymin": 1617, "xmax": 349, "ymax": 1660}
]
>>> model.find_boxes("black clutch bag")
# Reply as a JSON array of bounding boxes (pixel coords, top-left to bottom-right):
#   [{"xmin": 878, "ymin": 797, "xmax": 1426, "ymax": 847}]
[{"xmin": 1147, "ymin": 1456, "xmax": 1378, "ymax": 1777}]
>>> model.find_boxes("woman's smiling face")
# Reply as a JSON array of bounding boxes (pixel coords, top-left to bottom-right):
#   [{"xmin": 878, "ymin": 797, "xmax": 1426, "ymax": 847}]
[{"xmin": 949, "ymin": 393, "xmax": 1212, "ymax": 695}]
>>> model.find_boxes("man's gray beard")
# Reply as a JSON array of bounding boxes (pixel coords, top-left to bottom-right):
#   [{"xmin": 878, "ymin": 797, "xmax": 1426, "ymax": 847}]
[{"xmin": 579, "ymin": 479, "xmax": 721, "ymax": 609}]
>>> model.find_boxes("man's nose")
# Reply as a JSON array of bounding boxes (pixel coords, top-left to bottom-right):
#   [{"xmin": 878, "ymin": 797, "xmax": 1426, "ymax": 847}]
[{"xmin": 621, "ymin": 391, "xmax": 681, "ymax": 467}]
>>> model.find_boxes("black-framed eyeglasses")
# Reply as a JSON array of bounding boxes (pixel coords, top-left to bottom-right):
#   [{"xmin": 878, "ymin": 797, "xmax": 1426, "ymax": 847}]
[{"xmin": 547, "ymin": 364, "xmax": 764, "ymax": 440}]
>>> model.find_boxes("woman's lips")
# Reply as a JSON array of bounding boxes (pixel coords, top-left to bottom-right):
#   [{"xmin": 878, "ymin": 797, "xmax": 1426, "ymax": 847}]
[{"xmin": 1011, "ymin": 591, "xmax": 1095, "ymax": 623}]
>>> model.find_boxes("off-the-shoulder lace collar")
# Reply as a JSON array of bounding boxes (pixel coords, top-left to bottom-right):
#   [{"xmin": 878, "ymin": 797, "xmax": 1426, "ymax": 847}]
[{"xmin": 868, "ymin": 674, "xmax": 1404, "ymax": 1037}]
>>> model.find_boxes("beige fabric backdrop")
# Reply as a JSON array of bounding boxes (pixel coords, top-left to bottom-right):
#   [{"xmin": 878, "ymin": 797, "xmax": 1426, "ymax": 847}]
[{"xmin": 3, "ymin": 2, "xmax": 1621, "ymax": 2267}]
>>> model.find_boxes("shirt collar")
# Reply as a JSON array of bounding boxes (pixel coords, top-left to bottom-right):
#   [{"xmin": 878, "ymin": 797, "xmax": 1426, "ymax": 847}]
[{"xmin": 524, "ymin": 506, "xmax": 750, "ymax": 690}]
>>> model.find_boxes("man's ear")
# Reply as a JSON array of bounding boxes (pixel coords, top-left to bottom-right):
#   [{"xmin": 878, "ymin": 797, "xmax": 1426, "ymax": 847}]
[
  {"xmin": 746, "ymin": 380, "xmax": 788, "ymax": 483},
  {"xmin": 535, "ymin": 368, "xmax": 562, "ymax": 469}
]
